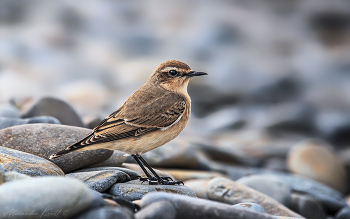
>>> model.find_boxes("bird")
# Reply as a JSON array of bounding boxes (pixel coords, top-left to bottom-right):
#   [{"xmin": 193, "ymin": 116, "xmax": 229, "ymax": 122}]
[{"xmin": 50, "ymin": 60, "xmax": 207, "ymax": 185}]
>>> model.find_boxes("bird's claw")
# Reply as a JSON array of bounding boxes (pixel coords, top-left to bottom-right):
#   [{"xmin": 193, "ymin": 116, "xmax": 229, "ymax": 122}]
[{"xmin": 137, "ymin": 176, "xmax": 183, "ymax": 185}]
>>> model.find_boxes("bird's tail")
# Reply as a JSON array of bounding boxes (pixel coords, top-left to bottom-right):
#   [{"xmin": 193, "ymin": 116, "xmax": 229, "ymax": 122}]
[{"xmin": 49, "ymin": 133, "xmax": 93, "ymax": 159}]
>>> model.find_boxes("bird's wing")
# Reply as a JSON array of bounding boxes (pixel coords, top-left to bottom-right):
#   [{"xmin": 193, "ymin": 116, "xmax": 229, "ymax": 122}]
[{"xmin": 71, "ymin": 93, "xmax": 186, "ymax": 147}]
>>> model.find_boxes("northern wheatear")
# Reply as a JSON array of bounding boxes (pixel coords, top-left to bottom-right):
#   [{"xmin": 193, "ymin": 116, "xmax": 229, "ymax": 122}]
[{"xmin": 50, "ymin": 60, "xmax": 207, "ymax": 185}]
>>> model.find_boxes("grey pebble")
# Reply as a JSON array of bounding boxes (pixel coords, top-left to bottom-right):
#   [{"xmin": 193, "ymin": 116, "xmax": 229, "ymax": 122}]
[
  {"xmin": 290, "ymin": 193, "xmax": 326, "ymax": 219},
  {"xmin": 0, "ymin": 146, "xmax": 64, "ymax": 177},
  {"xmin": 140, "ymin": 192, "xmax": 277, "ymax": 219},
  {"xmin": 66, "ymin": 169, "xmax": 131, "ymax": 192},
  {"xmin": 135, "ymin": 201, "xmax": 176, "ymax": 219},
  {"xmin": 74, "ymin": 207, "xmax": 134, "ymax": 219},
  {"xmin": 233, "ymin": 203, "xmax": 265, "ymax": 213},
  {"xmin": 0, "ymin": 116, "xmax": 60, "ymax": 130},
  {"xmin": 335, "ymin": 207, "xmax": 350, "ymax": 219},
  {"xmin": 108, "ymin": 180, "xmax": 196, "ymax": 201},
  {"xmin": 0, "ymin": 177, "xmax": 100, "ymax": 219},
  {"xmin": 0, "ymin": 104, "xmax": 20, "ymax": 118},
  {"xmin": 0, "ymin": 124, "xmax": 113, "ymax": 173}
]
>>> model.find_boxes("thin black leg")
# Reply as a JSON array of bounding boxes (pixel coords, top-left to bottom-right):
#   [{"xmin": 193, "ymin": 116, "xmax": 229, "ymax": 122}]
[
  {"xmin": 137, "ymin": 155, "xmax": 183, "ymax": 185},
  {"xmin": 132, "ymin": 155, "xmax": 154, "ymax": 179}
]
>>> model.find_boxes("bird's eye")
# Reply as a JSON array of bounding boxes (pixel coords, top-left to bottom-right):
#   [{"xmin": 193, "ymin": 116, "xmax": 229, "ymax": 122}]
[{"xmin": 168, "ymin": 70, "xmax": 178, "ymax": 77}]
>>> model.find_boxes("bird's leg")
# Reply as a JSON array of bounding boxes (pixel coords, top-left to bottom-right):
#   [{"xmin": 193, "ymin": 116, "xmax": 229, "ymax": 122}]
[
  {"xmin": 132, "ymin": 155, "xmax": 155, "ymax": 182},
  {"xmin": 137, "ymin": 155, "xmax": 183, "ymax": 185}
]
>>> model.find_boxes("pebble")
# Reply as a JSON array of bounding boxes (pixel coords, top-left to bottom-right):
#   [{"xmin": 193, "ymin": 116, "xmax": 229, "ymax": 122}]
[
  {"xmin": 66, "ymin": 169, "xmax": 131, "ymax": 192},
  {"xmin": 74, "ymin": 207, "xmax": 134, "ymax": 219},
  {"xmin": 135, "ymin": 201, "xmax": 176, "ymax": 219},
  {"xmin": 290, "ymin": 193, "xmax": 326, "ymax": 219},
  {"xmin": 0, "ymin": 177, "xmax": 101, "ymax": 219},
  {"xmin": 207, "ymin": 177, "xmax": 302, "ymax": 217},
  {"xmin": 0, "ymin": 116, "xmax": 60, "ymax": 130},
  {"xmin": 74, "ymin": 167, "xmax": 140, "ymax": 180},
  {"xmin": 233, "ymin": 203, "xmax": 265, "ymax": 213},
  {"xmin": 0, "ymin": 103, "xmax": 20, "ymax": 118},
  {"xmin": 0, "ymin": 146, "xmax": 64, "ymax": 177},
  {"xmin": 236, "ymin": 175, "xmax": 292, "ymax": 208},
  {"xmin": 287, "ymin": 139, "xmax": 346, "ymax": 192},
  {"xmin": 21, "ymin": 97, "xmax": 85, "ymax": 127},
  {"xmin": 244, "ymin": 173, "xmax": 347, "ymax": 213},
  {"xmin": 108, "ymin": 180, "xmax": 196, "ymax": 201},
  {"xmin": 0, "ymin": 124, "xmax": 113, "ymax": 173},
  {"xmin": 140, "ymin": 192, "xmax": 277, "ymax": 219},
  {"xmin": 4, "ymin": 171, "xmax": 32, "ymax": 183},
  {"xmin": 184, "ymin": 179, "xmax": 211, "ymax": 199},
  {"xmin": 335, "ymin": 207, "xmax": 350, "ymax": 219},
  {"xmin": 87, "ymin": 151, "xmax": 127, "ymax": 168}
]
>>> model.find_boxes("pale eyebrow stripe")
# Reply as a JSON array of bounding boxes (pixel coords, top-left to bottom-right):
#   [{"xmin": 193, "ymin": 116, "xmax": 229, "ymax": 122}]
[{"xmin": 161, "ymin": 67, "xmax": 187, "ymax": 72}]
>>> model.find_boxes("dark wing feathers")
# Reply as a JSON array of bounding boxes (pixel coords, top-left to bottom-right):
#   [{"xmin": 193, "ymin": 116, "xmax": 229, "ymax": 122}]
[{"xmin": 67, "ymin": 92, "xmax": 185, "ymax": 150}]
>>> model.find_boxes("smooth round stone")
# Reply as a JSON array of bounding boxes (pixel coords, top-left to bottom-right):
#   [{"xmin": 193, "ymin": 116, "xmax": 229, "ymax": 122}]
[
  {"xmin": 233, "ymin": 203, "xmax": 265, "ymax": 213},
  {"xmin": 4, "ymin": 171, "xmax": 32, "ymax": 183},
  {"xmin": 21, "ymin": 97, "xmax": 85, "ymax": 127},
  {"xmin": 245, "ymin": 173, "xmax": 347, "ymax": 213},
  {"xmin": 207, "ymin": 177, "xmax": 302, "ymax": 217},
  {"xmin": 66, "ymin": 169, "xmax": 131, "ymax": 192},
  {"xmin": 140, "ymin": 192, "xmax": 277, "ymax": 219},
  {"xmin": 74, "ymin": 207, "xmax": 134, "ymax": 219},
  {"xmin": 287, "ymin": 139, "xmax": 346, "ymax": 192},
  {"xmin": 236, "ymin": 175, "xmax": 292, "ymax": 207},
  {"xmin": 0, "ymin": 124, "xmax": 113, "ymax": 173},
  {"xmin": 135, "ymin": 201, "xmax": 176, "ymax": 219},
  {"xmin": 108, "ymin": 180, "xmax": 196, "ymax": 201},
  {"xmin": 290, "ymin": 193, "xmax": 326, "ymax": 219},
  {"xmin": 0, "ymin": 116, "xmax": 60, "ymax": 130},
  {"xmin": 0, "ymin": 177, "xmax": 98, "ymax": 219},
  {"xmin": 0, "ymin": 104, "xmax": 20, "ymax": 118},
  {"xmin": 184, "ymin": 179, "xmax": 211, "ymax": 199},
  {"xmin": 87, "ymin": 151, "xmax": 127, "ymax": 168},
  {"xmin": 0, "ymin": 146, "xmax": 64, "ymax": 177}
]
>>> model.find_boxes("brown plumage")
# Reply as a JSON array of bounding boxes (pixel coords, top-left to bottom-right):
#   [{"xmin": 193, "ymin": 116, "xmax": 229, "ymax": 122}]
[{"xmin": 50, "ymin": 60, "xmax": 207, "ymax": 185}]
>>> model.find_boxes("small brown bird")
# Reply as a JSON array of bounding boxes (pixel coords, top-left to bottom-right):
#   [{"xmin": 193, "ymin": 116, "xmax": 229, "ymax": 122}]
[{"xmin": 50, "ymin": 60, "xmax": 207, "ymax": 185}]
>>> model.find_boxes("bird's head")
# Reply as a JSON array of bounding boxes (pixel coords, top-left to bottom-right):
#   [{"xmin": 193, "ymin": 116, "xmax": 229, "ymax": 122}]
[{"xmin": 148, "ymin": 60, "xmax": 208, "ymax": 93}]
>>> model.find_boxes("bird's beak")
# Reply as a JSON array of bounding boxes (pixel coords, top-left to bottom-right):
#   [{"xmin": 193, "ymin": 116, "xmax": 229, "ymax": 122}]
[{"xmin": 187, "ymin": 71, "xmax": 208, "ymax": 77}]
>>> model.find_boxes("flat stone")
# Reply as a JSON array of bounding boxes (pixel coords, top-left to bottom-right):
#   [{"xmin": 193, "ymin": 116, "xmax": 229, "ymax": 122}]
[
  {"xmin": 290, "ymin": 193, "xmax": 326, "ymax": 219},
  {"xmin": 251, "ymin": 173, "xmax": 347, "ymax": 213},
  {"xmin": 233, "ymin": 203, "xmax": 265, "ymax": 213},
  {"xmin": 184, "ymin": 179, "xmax": 211, "ymax": 199},
  {"xmin": 236, "ymin": 175, "xmax": 293, "ymax": 208},
  {"xmin": 207, "ymin": 177, "xmax": 302, "ymax": 218},
  {"xmin": 140, "ymin": 192, "xmax": 277, "ymax": 219},
  {"xmin": 0, "ymin": 124, "xmax": 113, "ymax": 173},
  {"xmin": 74, "ymin": 207, "xmax": 134, "ymax": 219},
  {"xmin": 287, "ymin": 139, "xmax": 346, "ymax": 192},
  {"xmin": 0, "ymin": 104, "xmax": 20, "ymax": 118},
  {"xmin": 0, "ymin": 116, "xmax": 60, "ymax": 130},
  {"xmin": 66, "ymin": 169, "xmax": 131, "ymax": 192},
  {"xmin": 135, "ymin": 201, "xmax": 176, "ymax": 219},
  {"xmin": 21, "ymin": 96, "xmax": 85, "ymax": 127},
  {"xmin": 0, "ymin": 176, "xmax": 100, "ymax": 219},
  {"xmin": 73, "ymin": 167, "xmax": 140, "ymax": 180},
  {"xmin": 0, "ymin": 146, "xmax": 64, "ymax": 177},
  {"xmin": 87, "ymin": 151, "xmax": 126, "ymax": 168},
  {"xmin": 108, "ymin": 180, "xmax": 196, "ymax": 201}
]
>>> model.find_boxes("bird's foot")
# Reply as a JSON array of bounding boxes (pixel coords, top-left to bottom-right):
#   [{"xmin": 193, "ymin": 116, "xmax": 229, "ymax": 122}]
[{"xmin": 137, "ymin": 176, "xmax": 183, "ymax": 185}]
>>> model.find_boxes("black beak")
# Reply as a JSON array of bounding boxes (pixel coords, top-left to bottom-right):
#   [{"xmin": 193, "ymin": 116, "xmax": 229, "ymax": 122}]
[{"xmin": 187, "ymin": 71, "xmax": 208, "ymax": 77}]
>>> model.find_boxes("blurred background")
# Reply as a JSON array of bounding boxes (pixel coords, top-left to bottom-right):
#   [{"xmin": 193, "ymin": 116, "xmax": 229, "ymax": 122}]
[{"xmin": 1, "ymin": 0, "xmax": 350, "ymax": 195}]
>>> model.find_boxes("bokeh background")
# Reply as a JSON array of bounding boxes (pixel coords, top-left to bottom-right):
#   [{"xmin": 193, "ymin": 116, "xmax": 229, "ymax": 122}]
[{"xmin": 2, "ymin": 0, "xmax": 350, "ymax": 197}]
